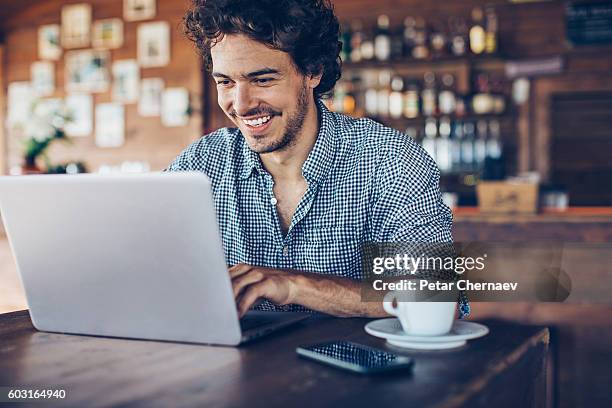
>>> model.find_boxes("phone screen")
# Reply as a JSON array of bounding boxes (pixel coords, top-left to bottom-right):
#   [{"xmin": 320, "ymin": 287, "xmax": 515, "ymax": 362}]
[{"xmin": 297, "ymin": 341, "xmax": 413, "ymax": 373}]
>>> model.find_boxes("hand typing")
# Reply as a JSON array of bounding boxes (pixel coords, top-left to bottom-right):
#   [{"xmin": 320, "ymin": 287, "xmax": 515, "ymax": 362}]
[{"xmin": 229, "ymin": 264, "xmax": 299, "ymax": 317}]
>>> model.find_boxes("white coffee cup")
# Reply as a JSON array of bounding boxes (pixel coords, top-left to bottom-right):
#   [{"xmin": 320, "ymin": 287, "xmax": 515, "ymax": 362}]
[{"xmin": 383, "ymin": 290, "xmax": 457, "ymax": 336}]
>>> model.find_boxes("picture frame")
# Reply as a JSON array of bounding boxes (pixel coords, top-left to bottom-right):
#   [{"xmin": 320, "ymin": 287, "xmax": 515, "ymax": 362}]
[
  {"xmin": 38, "ymin": 24, "xmax": 62, "ymax": 60},
  {"xmin": 161, "ymin": 87, "xmax": 190, "ymax": 127},
  {"xmin": 7, "ymin": 82, "xmax": 34, "ymax": 128},
  {"xmin": 31, "ymin": 61, "xmax": 55, "ymax": 97},
  {"xmin": 124, "ymin": 0, "xmax": 156, "ymax": 22},
  {"xmin": 92, "ymin": 19, "xmax": 124, "ymax": 49},
  {"xmin": 65, "ymin": 49, "xmax": 110, "ymax": 93},
  {"xmin": 112, "ymin": 60, "xmax": 140, "ymax": 104},
  {"xmin": 138, "ymin": 77, "xmax": 164, "ymax": 117},
  {"xmin": 137, "ymin": 21, "xmax": 170, "ymax": 68},
  {"xmin": 64, "ymin": 94, "xmax": 93, "ymax": 137},
  {"xmin": 95, "ymin": 103, "xmax": 125, "ymax": 148},
  {"xmin": 61, "ymin": 3, "xmax": 92, "ymax": 49}
]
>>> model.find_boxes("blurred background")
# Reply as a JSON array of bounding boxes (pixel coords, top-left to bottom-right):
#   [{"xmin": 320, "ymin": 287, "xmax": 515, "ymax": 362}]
[{"xmin": 0, "ymin": 1, "xmax": 611, "ymax": 407}]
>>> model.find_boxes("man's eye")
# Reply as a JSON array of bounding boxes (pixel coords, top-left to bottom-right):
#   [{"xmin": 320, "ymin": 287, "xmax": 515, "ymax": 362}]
[
  {"xmin": 217, "ymin": 80, "xmax": 231, "ymax": 86},
  {"xmin": 254, "ymin": 78, "xmax": 272, "ymax": 85}
]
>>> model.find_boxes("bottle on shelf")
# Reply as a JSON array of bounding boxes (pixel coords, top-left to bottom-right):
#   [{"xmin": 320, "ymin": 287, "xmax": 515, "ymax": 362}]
[
  {"xmin": 377, "ymin": 70, "xmax": 392, "ymax": 117},
  {"xmin": 374, "ymin": 15, "xmax": 392, "ymax": 61},
  {"xmin": 330, "ymin": 75, "xmax": 363, "ymax": 116},
  {"xmin": 402, "ymin": 17, "xmax": 417, "ymax": 59},
  {"xmin": 389, "ymin": 76, "xmax": 405, "ymax": 119},
  {"xmin": 461, "ymin": 121, "xmax": 476, "ymax": 171},
  {"xmin": 482, "ymin": 118, "xmax": 505, "ymax": 180},
  {"xmin": 403, "ymin": 81, "xmax": 420, "ymax": 119},
  {"xmin": 421, "ymin": 72, "xmax": 437, "ymax": 117},
  {"xmin": 449, "ymin": 16, "xmax": 468, "ymax": 57},
  {"xmin": 474, "ymin": 119, "xmax": 488, "ymax": 167},
  {"xmin": 422, "ymin": 117, "xmax": 438, "ymax": 163},
  {"xmin": 469, "ymin": 7, "xmax": 486, "ymax": 55},
  {"xmin": 438, "ymin": 74, "xmax": 457, "ymax": 115},
  {"xmin": 455, "ymin": 94, "xmax": 467, "ymax": 117},
  {"xmin": 364, "ymin": 71, "xmax": 379, "ymax": 116},
  {"xmin": 429, "ymin": 21, "xmax": 447, "ymax": 59},
  {"xmin": 486, "ymin": 119, "xmax": 502, "ymax": 159},
  {"xmin": 349, "ymin": 20, "xmax": 364, "ymax": 62},
  {"xmin": 391, "ymin": 22, "xmax": 405, "ymax": 60},
  {"xmin": 360, "ymin": 26, "xmax": 375, "ymax": 61},
  {"xmin": 340, "ymin": 23, "xmax": 352, "ymax": 62},
  {"xmin": 471, "ymin": 73, "xmax": 494, "ymax": 115},
  {"xmin": 436, "ymin": 116, "xmax": 452, "ymax": 172},
  {"xmin": 490, "ymin": 74, "xmax": 507, "ymax": 113},
  {"xmin": 450, "ymin": 120, "xmax": 463, "ymax": 171},
  {"xmin": 412, "ymin": 17, "xmax": 430, "ymax": 60},
  {"xmin": 471, "ymin": 73, "xmax": 507, "ymax": 115},
  {"xmin": 485, "ymin": 7, "xmax": 498, "ymax": 54}
]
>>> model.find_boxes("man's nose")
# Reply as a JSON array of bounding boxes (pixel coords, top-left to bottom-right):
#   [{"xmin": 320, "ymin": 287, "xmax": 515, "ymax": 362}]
[{"xmin": 232, "ymin": 84, "xmax": 256, "ymax": 117}]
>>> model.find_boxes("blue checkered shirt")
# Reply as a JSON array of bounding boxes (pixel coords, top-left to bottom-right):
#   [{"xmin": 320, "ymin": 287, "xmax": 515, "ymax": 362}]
[{"xmin": 167, "ymin": 100, "xmax": 469, "ymax": 317}]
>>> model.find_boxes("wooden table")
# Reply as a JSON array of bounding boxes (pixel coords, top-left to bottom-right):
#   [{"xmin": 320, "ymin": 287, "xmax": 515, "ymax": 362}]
[{"xmin": 0, "ymin": 310, "xmax": 549, "ymax": 408}]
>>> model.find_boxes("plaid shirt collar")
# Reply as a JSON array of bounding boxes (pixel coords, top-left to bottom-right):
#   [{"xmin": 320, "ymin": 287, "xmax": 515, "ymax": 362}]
[{"xmin": 238, "ymin": 100, "xmax": 336, "ymax": 185}]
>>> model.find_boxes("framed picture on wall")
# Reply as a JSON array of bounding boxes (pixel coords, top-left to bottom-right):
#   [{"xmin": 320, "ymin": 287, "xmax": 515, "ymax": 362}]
[
  {"xmin": 95, "ymin": 103, "xmax": 125, "ymax": 148},
  {"xmin": 112, "ymin": 60, "xmax": 140, "ymax": 103},
  {"xmin": 138, "ymin": 77, "xmax": 164, "ymax": 117},
  {"xmin": 124, "ymin": 0, "xmax": 156, "ymax": 22},
  {"xmin": 31, "ymin": 61, "xmax": 55, "ymax": 97},
  {"xmin": 92, "ymin": 19, "xmax": 124, "ymax": 49},
  {"xmin": 38, "ymin": 24, "xmax": 62, "ymax": 60},
  {"xmin": 64, "ymin": 94, "xmax": 93, "ymax": 137},
  {"xmin": 61, "ymin": 3, "xmax": 92, "ymax": 49},
  {"xmin": 34, "ymin": 98, "xmax": 63, "ymax": 124},
  {"xmin": 161, "ymin": 87, "xmax": 190, "ymax": 127},
  {"xmin": 137, "ymin": 22, "xmax": 170, "ymax": 68},
  {"xmin": 7, "ymin": 82, "xmax": 34, "ymax": 128},
  {"xmin": 65, "ymin": 50, "xmax": 110, "ymax": 93}
]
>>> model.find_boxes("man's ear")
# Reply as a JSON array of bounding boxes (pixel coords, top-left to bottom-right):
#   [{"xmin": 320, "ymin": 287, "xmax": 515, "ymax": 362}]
[{"xmin": 307, "ymin": 71, "xmax": 323, "ymax": 90}]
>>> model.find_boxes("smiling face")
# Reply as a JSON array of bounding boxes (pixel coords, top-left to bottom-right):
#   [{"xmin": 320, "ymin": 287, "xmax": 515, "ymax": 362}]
[{"xmin": 211, "ymin": 34, "xmax": 320, "ymax": 154}]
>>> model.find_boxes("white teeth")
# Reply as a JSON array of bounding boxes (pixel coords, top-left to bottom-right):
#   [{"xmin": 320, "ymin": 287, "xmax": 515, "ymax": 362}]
[{"xmin": 243, "ymin": 115, "xmax": 271, "ymax": 127}]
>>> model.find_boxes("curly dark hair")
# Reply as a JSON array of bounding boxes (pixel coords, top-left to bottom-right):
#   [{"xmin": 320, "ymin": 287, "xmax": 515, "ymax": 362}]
[{"xmin": 183, "ymin": 0, "xmax": 342, "ymax": 98}]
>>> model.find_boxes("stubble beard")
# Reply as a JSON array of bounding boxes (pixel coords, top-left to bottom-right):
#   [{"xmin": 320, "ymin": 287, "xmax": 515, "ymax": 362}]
[{"xmin": 251, "ymin": 83, "xmax": 310, "ymax": 154}]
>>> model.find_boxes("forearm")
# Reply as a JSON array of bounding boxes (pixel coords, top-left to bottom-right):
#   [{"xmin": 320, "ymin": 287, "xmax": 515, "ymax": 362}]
[{"xmin": 289, "ymin": 272, "xmax": 388, "ymax": 318}]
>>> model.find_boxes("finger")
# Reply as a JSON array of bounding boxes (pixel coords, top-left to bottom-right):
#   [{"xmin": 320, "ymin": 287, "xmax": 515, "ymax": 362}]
[
  {"xmin": 232, "ymin": 270, "xmax": 264, "ymax": 298},
  {"xmin": 229, "ymin": 264, "xmax": 255, "ymax": 279},
  {"xmin": 237, "ymin": 281, "xmax": 271, "ymax": 317}
]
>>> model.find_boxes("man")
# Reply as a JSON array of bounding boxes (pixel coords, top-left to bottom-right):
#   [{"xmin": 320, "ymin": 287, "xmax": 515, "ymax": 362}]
[{"xmin": 169, "ymin": 0, "xmax": 467, "ymax": 318}]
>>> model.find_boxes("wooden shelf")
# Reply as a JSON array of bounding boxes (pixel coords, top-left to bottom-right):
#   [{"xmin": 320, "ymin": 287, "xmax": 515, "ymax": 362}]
[
  {"xmin": 369, "ymin": 112, "xmax": 513, "ymax": 129},
  {"xmin": 342, "ymin": 54, "xmax": 506, "ymax": 71},
  {"xmin": 342, "ymin": 55, "xmax": 508, "ymax": 96}
]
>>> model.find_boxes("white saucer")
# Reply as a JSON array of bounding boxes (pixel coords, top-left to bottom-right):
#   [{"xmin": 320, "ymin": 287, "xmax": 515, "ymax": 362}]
[
  {"xmin": 364, "ymin": 319, "xmax": 489, "ymax": 350},
  {"xmin": 387, "ymin": 339, "xmax": 468, "ymax": 350}
]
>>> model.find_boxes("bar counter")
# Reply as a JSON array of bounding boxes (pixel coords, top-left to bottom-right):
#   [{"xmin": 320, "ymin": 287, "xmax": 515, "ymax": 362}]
[{"xmin": 452, "ymin": 207, "xmax": 612, "ymax": 242}]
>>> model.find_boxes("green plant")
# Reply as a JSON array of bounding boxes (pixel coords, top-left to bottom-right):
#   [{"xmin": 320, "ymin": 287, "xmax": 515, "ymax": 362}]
[{"xmin": 22, "ymin": 100, "xmax": 73, "ymax": 168}]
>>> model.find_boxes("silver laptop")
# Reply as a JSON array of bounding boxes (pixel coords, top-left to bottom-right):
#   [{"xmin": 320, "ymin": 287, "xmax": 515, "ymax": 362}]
[{"xmin": 0, "ymin": 172, "xmax": 308, "ymax": 345}]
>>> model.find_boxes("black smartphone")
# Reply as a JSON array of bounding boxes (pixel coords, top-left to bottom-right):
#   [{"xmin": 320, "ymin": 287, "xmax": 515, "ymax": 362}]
[{"xmin": 296, "ymin": 341, "xmax": 414, "ymax": 374}]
